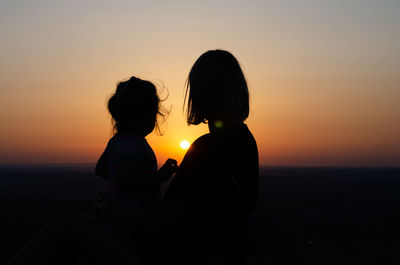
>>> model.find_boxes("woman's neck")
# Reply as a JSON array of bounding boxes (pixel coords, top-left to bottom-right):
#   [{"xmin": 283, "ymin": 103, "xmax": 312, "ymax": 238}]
[{"xmin": 208, "ymin": 120, "xmax": 244, "ymax": 133}]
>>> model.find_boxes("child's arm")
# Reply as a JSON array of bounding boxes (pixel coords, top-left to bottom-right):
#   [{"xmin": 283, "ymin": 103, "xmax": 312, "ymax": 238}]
[
  {"xmin": 157, "ymin": 158, "xmax": 179, "ymax": 181},
  {"xmin": 116, "ymin": 159, "xmax": 178, "ymax": 192},
  {"xmin": 95, "ymin": 150, "xmax": 108, "ymax": 179}
]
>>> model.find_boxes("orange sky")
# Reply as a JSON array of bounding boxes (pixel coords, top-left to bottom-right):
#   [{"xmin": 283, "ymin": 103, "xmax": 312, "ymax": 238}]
[{"xmin": 0, "ymin": 1, "xmax": 399, "ymax": 166}]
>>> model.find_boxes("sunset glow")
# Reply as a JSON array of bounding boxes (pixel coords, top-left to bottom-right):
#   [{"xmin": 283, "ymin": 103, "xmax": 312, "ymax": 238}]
[
  {"xmin": 180, "ymin": 140, "xmax": 190, "ymax": 150},
  {"xmin": 0, "ymin": 1, "xmax": 399, "ymax": 166}
]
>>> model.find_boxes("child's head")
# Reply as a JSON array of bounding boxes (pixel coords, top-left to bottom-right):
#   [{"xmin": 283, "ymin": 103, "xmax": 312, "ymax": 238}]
[{"xmin": 108, "ymin": 76, "xmax": 165, "ymax": 136}]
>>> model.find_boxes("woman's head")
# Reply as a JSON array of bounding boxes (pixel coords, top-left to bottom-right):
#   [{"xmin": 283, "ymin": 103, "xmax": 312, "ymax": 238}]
[
  {"xmin": 108, "ymin": 76, "xmax": 165, "ymax": 136},
  {"xmin": 185, "ymin": 49, "xmax": 249, "ymax": 125}
]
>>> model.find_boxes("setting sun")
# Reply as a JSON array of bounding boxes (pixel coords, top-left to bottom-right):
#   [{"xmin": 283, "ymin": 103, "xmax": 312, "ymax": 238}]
[{"xmin": 180, "ymin": 140, "xmax": 190, "ymax": 150}]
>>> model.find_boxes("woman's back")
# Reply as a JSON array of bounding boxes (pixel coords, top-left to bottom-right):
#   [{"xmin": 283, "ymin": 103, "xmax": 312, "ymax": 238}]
[{"xmin": 164, "ymin": 123, "xmax": 259, "ymax": 264}]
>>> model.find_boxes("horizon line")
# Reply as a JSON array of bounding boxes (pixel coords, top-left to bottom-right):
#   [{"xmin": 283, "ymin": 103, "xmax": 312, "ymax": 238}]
[{"xmin": 0, "ymin": 162, "xmax": 399, "ymax": 169}]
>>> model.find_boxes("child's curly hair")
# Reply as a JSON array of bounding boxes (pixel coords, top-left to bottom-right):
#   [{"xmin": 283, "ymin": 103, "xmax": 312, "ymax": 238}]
[{"xmin": 108, "ymin": 76, "xmax": 167, "ymax": 136}]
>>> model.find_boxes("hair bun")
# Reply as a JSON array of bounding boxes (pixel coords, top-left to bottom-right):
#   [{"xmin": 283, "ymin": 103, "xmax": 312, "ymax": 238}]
[{"xmin": 128, "ymin": 76, "xmax": 140, "ymax": 83}]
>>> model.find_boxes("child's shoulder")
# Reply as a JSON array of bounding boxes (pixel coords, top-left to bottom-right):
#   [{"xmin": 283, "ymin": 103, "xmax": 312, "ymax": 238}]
[
  {"xmin": 112, "ymin": 133, "xmax": 146, "ymax": 146},
  {"xmin": 107, "ymin": 133, "xmax": 149, "ymax": 159}
]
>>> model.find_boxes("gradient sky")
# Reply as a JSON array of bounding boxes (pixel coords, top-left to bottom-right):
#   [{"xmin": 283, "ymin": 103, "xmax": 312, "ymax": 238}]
[{"xmin": 1, "ymin": 0, "xmax": 399, "ymax": 166}]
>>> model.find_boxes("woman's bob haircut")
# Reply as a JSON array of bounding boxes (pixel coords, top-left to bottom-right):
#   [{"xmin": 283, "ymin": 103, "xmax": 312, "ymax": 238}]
[{"xmin": 185, "ymin": 49, "xmax": 249, "ymax": 125}]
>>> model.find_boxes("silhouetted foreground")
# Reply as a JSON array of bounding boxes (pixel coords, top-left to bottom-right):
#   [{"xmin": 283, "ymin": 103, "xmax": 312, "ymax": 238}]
[{"xmin": 1, "ymin": 165, "xmax": 400, "ymax": 264}]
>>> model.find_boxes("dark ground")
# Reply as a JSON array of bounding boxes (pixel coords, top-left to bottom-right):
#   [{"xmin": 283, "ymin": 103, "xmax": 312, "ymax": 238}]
[{"xmin": 1, "ymin": 165, "xmax": 400, "ymax": 265}]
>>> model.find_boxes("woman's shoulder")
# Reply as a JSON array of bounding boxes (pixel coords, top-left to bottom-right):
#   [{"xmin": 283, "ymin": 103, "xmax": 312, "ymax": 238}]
[
  {"xmin": 181, "ymin": 124, "xmax": 257, "ymax": 165},
  {"xmin": 176, "ymin": 133, "xmax": 213, "ymax": 169},
  {"xmin": 194, "ymin": 124, "xmax": 255, "ymax": 146},
  {"xmin": 186, "ymin": 133, "xmax": 220, "ymax": 156},
  {"xmin": 191, "ymin": 133, "xmax": 214, "ymax": 146}
]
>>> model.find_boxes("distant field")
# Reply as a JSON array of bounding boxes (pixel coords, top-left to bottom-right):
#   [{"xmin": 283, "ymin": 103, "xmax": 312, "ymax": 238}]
[{"xmin": 1, "ymin": 165, "xmax": 400, "ymax": 264}]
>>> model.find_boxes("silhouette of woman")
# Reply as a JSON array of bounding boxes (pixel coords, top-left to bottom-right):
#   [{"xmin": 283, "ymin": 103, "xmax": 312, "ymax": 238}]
[{"xmin": 8, "ymin": 50, "xmax": 259, "ymax": 265}]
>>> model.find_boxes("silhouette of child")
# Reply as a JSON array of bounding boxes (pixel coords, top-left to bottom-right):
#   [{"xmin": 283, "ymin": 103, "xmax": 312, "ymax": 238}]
[{"xmin": 95, "ymin": 76, "xmax": 177, "ymax": 231}]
